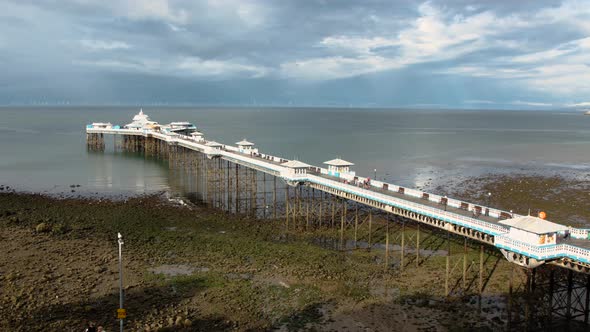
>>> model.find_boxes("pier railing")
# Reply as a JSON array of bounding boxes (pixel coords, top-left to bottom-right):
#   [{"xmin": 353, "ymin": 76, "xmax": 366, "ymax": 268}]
[
  {"xmin": 495, "ymin": 235, "xmax": 590, "ymax": 264},
  {"xmin": 562, "ymin": 244, "xmax": 590, "ymax": 264},
  {"xmin": 495, "ymin": 235, "xmax": 565, "ymax": 260},
  {"xmin": 307, "ymin": 174, "xmax": 509, "ymax": 236},
  {"xmin": 570, "ymin": 228, "xmax": 590, "ymax": 240}
]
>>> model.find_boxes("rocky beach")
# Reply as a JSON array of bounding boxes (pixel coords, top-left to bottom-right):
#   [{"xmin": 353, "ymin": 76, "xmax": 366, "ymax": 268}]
[{"xmin": 0, "ymin": 173, "xmax": 589, "ymax": 331}]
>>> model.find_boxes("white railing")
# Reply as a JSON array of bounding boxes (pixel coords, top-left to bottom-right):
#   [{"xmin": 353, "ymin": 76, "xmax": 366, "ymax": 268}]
[
  {"xmin": 350, "ymin": 173, "xmax": 512, "ymax": 220},
  {"xmin": 569, "ymin": 228, "xmax": 590, "ymax": 240},
  {"xmin": 307, "ymin": 174, "xmax": 509, "ymax": 235},
  {"xmin": 254, "ymin": 152, "xmax": 286, "ymax": 164},
  {"xmin": 494, "ymin": 235, "xmax": 564, "ymax": 260},
  {"xmin": 562, "ymin": 244, "xmax": 590, "ymax": 264},
  {"xmin": 495, "ymin": 235, "xmax": 590, "ymax": 264},
  {"xmin": 218, "ymin": 149, "xmax": 284, "ymax": 173}
]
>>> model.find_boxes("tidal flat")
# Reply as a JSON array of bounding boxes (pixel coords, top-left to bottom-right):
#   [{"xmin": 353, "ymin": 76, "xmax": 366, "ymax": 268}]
[{"xmin": 0, "ymin": 173, "xmax": 588, "ymax": 331}]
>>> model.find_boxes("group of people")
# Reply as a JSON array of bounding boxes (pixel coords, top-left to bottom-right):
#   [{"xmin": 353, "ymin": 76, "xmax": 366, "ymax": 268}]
[
  {"xmin": 355, "ymin": 177, "xmax": 371, "ymax": 189},
  {"xmin": 84, "ymin": 321, "xmax": 105, "ymax": 332}
]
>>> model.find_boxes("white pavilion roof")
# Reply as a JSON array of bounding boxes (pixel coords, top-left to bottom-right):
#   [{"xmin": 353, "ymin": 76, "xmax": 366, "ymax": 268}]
[
  {"xmin": 324, "ymin": 158, "xmax": 354, "ymax": 166},
  {"xmin": 126, "ymin": 109, "xmax": 154, "ymax": 128},
  {"xmin": 236, "ymin": 139, "xmax": 255, "ymax": 146},
  {"xmin": 282, "ymin": 160, "xmax": 310, "ymax": 168},
  {"xmin": 132, "ymin": 109, "xmax": 150, "ymax": 122},
  {"xmin": 499, "ymin": 216, "xmax": 568, "ymax": 234},
  {"xmin": 206, "ymin": 141, "xmax": 222, "ymax": 147}
]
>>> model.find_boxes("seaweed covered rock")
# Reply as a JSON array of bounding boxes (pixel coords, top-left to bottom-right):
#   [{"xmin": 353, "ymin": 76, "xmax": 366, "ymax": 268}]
[{"xmin": 35, "ymin": 222, "xmax": 51, "ymax": 233}]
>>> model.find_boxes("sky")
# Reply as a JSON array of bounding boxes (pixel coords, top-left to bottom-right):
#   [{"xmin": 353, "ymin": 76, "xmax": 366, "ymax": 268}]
[{"xmin": 1, "ymin": 0, "xmax": 590, "ymax": 109}]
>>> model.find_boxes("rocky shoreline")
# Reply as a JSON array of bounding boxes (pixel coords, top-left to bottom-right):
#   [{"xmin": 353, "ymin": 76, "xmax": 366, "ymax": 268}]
[{"xmin": 0, "ymin": 173, "xmax": 588, "ymax": 331}]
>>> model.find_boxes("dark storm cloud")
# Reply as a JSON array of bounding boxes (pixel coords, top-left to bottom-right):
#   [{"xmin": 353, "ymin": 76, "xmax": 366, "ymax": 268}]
[{"xmin": 1, "ymin": 0, "xmax": 589, "ymax": 107}]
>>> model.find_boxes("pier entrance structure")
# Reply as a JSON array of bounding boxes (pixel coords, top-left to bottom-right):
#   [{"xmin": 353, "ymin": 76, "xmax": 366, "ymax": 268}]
[{"xmin": 87, "ymin": 110, "xmax": 590, "ymax": 328}]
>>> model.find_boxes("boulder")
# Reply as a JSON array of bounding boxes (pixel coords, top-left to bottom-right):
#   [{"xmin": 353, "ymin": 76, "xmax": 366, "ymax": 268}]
[{"xmin": 35, "ymin": 222, "xmax": 51, "ymax": 233}]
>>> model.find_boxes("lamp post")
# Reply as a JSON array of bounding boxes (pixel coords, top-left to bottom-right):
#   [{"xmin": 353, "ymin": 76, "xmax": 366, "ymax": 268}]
[
  {"xmin": 443, "ymin": 195, "xmax": 447, "ymax": 211},
  {"xmin": 486, "ymin": 192, "xmax": 491, "ymax": 216},
  {"xmin": 118, "ymin": 233, "xmax": 124, "ymax": 332},
  {"xmin": 374, "ymin": 168, "xmax": 377, "ymax": 180}
]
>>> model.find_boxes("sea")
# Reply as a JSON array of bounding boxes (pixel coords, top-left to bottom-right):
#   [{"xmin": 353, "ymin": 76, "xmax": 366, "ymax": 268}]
[{"xmin": 1, "ymin": 106, "xmax": 589, "ymax": 198}]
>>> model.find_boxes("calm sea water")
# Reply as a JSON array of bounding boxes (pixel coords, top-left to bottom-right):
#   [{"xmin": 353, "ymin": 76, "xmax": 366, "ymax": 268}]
[{"xmin": 1, "ymin": 106, "xmax": 589, "ymax": 197}]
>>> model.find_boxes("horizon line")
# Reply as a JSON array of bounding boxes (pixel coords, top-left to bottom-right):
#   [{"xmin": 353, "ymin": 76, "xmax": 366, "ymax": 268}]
[{"xmin": 0, "ymin": 103, "xmax": 586, "ymax": 112}]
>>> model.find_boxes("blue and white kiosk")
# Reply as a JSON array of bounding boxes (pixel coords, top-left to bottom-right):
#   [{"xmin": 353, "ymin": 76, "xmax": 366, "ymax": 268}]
[
  {"xmin": 324, "ymin": 158, "xmax": 355, "ymax": 178},
  {"xmin": 236, "ymin": 139, "xmax": 255, "ymax": 154}
]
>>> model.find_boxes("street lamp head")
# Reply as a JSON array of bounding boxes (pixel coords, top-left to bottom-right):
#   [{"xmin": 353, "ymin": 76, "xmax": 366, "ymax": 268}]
[{"xmin": 118, "ymin": 232, "xmax": 123, "ymax": 240}]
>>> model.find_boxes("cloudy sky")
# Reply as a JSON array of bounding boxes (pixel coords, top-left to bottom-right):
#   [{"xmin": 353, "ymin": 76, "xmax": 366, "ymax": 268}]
[{"xmin": 1, "ymin": 0, "xmax": 590, "ymax": 108}]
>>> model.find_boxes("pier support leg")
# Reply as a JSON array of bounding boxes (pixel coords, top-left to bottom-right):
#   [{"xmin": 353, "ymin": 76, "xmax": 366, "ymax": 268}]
[
  {"xmin": 385, "ymin": 219, "xmax": 390, "ymax": 271},
  {"xmin": 339, "ymin": 200, "xmax": 346, "ymax": 250},
  {"xmin": 220, "ymin": 158, "xmax": 225, "ymax": 210},
  {"xmin": 463, "ymin": 238, "xmax": 467, "ymax": 291},
  {"xmin": 251, "ymin": 168, "xmax": 257, "ymax": 217},
  {"xmin": 262, "ymin": 172, "xmax": 267, "ymax": 219},
  {"xmin": 507, "ymin": 265, "xmax": 514, "ymax": 331},
  {"xmin": 227, "ymin": 160, "xmax": 231, "ymax": 213},
  {"xmin": 416, "ymin": 224, "xmax": 420, "ymax": 267},
  {"xmin": 566, "ymin": 269, "xmax": 573, "ymax": 320},
  {"xmin": 235, "ymin": 164, "xmax": 239, "ymax": 214},
  {"xmin": 479, "ymin": 245, "xmax": 484, "ymax": 295},
  {"xmin": 524, "ymin": 268, "xmax": 533, "ymax": 331},
  {"xmin": 585, "ymin": 275, "xmax": 590, "ymax": 324},
  {"xmin": 479, "ymin": 245, "xmax": 484, "ymax": 310},
  {"xmin": 306, "ymin": 188, "xmax": 310, "ymax": 230},
  {"xmin": 319, "ymin": 191, "xmax": 325, "ymax": 227},
  {"xmin": 285, "ymin": 185, "xmax": 289, "ymax": 231},
  {"xmin": 354, "ymin": 207, "xmax": 358, "ymax": 249},
  {"xmin": 86, "ymin": 133, "xmax": 105, "ymax": 151},
  {"xmin": 400, "ymin": 223, "xmax": 405, "ymax": 271},
  {"xmin": 273, "ymin": 176, "xmax": 277, "ymax": 219},
  {"xmin": 445, "ymin": 233, "xmax": 450, "ymax": 297},
  {"xmin": 296, "ymin": 186, "xmax": 302, "ymax": 228},
  {"xmin": 368, "ymin": 211, "xmax": 373, "ymax": 251},
  {"xmin": 547, "ymin": 268, "xmax": 555, "ymax": 327},
  {"xmin": 539, "ymin": 266, "xmax": 590, "ymax": 327},
  {"xmin": 292, "ymin": 187, "xmax": 297, "ymax": 228},
  {"xmin": 331, "ymin": 196, "xmax": 336, "ymax": 228}
]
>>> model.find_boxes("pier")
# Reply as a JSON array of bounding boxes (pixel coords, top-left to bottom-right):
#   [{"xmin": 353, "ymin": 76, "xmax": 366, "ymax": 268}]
[{"xmin": 87, "ymin": 110, "xmax": 590, "ymax": 329}]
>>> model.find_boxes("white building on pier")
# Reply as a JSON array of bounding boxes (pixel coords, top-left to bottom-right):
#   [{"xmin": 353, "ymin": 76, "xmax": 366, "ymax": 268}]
[{"xmin": 500, "ymin": 216, "xmax": 568, "ymax": 245}]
